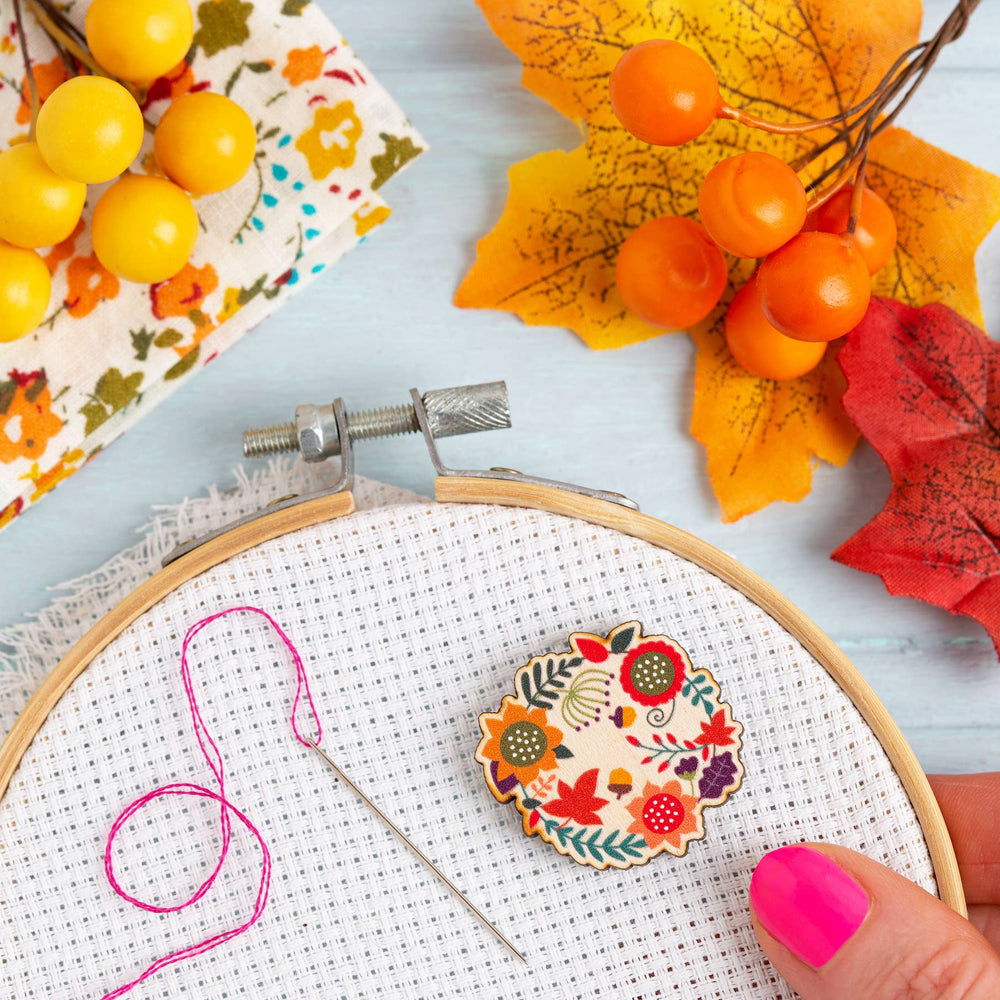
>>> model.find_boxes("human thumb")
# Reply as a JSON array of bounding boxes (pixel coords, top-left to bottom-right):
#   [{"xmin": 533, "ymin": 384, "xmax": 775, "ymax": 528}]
[{"xmin": 749, "ymin": 843, "xmax": 1000, "ymax": 999}]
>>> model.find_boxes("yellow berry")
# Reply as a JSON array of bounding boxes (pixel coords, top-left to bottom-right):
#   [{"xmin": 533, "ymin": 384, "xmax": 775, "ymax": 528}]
[
  {"xmin": 36, "ymin": 77, "xmax": 144, "ymax": 184},
  {"xmin": 86, "ymin": 0, "xmax": 194, "ymax": 83},
  {"xmin": 0, "ymin": 142, "xmax": 87, "ymax": 249},
  {"xmin": 0, "ymin": 241, "xmax": 51, "ymax": 342},
  {"xmin": 92, "ymin": 174, "xmax": 198, "ymax": 283},
  {"xmin": 154, "ymin": 92, "xmax": 257, "ymax": 194}
]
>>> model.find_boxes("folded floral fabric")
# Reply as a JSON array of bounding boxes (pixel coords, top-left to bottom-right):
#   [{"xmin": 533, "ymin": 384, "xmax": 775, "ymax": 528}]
[{"xmin": 0, "ymin": 0, "xmax": 425, "ymax": 533}]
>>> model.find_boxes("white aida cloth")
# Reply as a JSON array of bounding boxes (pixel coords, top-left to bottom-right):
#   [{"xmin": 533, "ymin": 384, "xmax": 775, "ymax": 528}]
[{"xmin": 1, "ymin": 486, "xmax": 937, "ymax": 999}]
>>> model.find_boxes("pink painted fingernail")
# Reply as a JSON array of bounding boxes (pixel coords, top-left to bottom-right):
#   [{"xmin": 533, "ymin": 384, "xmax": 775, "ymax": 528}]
[{"xmin": 750, "ymin": 845, "xmax": 869, "ymax": 968}]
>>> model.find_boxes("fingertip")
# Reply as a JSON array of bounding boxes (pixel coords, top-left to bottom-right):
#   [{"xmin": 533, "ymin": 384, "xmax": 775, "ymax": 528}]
[
  {"xmin": 747, "ymin": 842, "xmax": 1000, "ymax": 1000},
  {"xmin": 749, "ymin": 844, "xmax": 869, "ymax": 968}
]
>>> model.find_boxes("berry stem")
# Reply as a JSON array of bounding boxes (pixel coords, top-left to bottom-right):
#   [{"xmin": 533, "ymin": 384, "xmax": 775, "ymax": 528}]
[
  {"xmin": 24, "ymin": 0, "xmax": 111, "ymax": 80},
  {"xmin": 794, "ymin": 0, "xmax": 979, "ymax": 209},
  {"xmin": 30, "ymin": 0, "xmax": 87, "ymax": 48},
  {"xmin": 23, "ymin": 0, "xmax": 149, "ymax": 111},
  {"xmin": 845, "ymin": 154, "xmax": 868, "ymax": 238},
  {"xmin": 719, "ymin": 39, "xmax": 929, "ymax": 139},
  {"xmin": 12, "ymin": 0, "xmax": 41, "ymax": 140}
]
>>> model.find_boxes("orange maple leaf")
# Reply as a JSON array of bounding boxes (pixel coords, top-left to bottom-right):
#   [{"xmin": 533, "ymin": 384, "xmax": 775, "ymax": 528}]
[{"xmin": 455, "ymin": 0, "xmax": 1000, "ymax": 520}]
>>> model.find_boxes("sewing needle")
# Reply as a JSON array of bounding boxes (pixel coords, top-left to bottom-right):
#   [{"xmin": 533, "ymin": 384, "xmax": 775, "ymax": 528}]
[{"xmin": 305, "ymin": 739, "xmax": 526, "ymax": 964}]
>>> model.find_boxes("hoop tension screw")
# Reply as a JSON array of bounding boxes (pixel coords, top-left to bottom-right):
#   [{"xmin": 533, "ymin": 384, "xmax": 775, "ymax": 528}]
[{"xmin": 242, "ymin": 382, "xmax": 510, "ymax": 462}]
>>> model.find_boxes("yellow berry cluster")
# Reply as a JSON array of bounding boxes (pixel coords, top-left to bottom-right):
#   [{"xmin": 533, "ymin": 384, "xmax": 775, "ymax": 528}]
[{"xmin": 0, "ymin": 0, "xmax": 258, "ymax": 343}]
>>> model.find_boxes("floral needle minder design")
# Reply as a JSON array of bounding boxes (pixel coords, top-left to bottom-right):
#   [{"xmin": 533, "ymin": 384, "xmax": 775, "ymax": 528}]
[
  {"xmin": 477, "ymin": 622, "xmax": 744, "ymax": 870},
  {"xmin": 306, "ymin": 740, "xmax": 526, "ymax": 964}
]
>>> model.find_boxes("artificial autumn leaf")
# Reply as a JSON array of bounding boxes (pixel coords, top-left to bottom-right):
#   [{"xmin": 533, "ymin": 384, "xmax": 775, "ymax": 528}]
[
  {"xmin": 832, "ymin": 298, "xmax": 1000, "ymax": 656},
  {"xmin": 456, "ymin": 0, "xmax": 1000, "ymax": 520},
  {"xmin": 541, "ymin": 767, "xmax": 610, "ymax": 825}
]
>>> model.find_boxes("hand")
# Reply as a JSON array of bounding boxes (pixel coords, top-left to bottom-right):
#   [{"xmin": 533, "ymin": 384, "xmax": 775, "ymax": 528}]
[{"xmin": 748, "ymin": 772, "xmax": 1000, "ymax": 998}]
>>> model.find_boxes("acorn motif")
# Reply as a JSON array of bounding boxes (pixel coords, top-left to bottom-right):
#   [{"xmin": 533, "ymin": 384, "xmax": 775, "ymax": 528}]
[
  {"xmin": 607, "ymin": 767, "xmax": 633, "ymax": 799},
  {"xmin": 611, "ymin": 705, "xmax": 636, "ymax": 728}
]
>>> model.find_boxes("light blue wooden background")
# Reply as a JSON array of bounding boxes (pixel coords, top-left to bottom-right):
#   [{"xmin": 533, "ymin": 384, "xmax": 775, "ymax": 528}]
[{"xmin": 2, "ymin": 0, "xmax": 998, "ymax": 772}]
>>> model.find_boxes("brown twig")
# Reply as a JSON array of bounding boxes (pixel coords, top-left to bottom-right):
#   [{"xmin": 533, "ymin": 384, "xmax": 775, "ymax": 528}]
[
  {"xmin": 24, "ymin": 0, "xmax": 111, "ymax": 78},
  {"xmin": 845, "ymin": 153, "xmax": 868, "ymax": 236},
  {"xmin": 12, "ymin": 0, "xmax": 40, "ymax": 138},
  {"xmin": 794, "ymin": 0, "xmax": 980, "ymax": 205},
  {"xmin": 723, "ymin": 0, "xmax": 980, "ymax": 207},
  {"xmin": 29, "ymin": 0, "xmax": 87, "ymax": 47}
]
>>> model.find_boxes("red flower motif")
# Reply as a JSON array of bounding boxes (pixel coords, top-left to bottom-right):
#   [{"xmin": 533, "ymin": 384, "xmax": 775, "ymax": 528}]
[
  {"xmin": 694, "ymin": 709, "xmax": 736, "ymax": 747},
  {"xmin": 619, "ymin": 640, "xmax": 687, "ymax": 706},
  {"xmin": 541, "ymin": 767, "xmax": 609, "ymax": 826}
]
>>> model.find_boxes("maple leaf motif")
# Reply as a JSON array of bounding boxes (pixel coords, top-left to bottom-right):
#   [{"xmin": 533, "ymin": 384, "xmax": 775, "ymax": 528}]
[
  {"xmin": 833, "ymin": 298, "xmax": 1000, "ymax": 656},
  {"xmin": 457, "ymin": 0, "xmax": 1000, "ymax": 520},
  {"xmin": 540, "ymin": 767, "xmax": 610, "ymax": 825},
  {"xmin": 693, "ymin": 710, "xmax": 736, "ymax": 748}
]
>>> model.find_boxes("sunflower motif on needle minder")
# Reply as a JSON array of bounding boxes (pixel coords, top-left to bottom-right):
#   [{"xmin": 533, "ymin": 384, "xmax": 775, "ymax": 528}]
[{"xmin": 476, "ymin": 621, "xmax": 744, "ymax": 870}]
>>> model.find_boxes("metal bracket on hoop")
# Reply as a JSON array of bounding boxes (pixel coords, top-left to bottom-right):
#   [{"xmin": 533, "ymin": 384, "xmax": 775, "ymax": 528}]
[
  {"xmin": 161, "ymin": 400, "xmax": 353, "ymax": 567},
  {"xmin": 409, "ymin": 389, "xmax": 639, "ymax": 510},
  {"xmin": 161, "ymin": 380, "xmax": 638, "ymax": 567}
]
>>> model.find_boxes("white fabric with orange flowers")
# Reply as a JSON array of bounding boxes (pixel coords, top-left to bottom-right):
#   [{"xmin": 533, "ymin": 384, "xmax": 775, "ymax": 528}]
[
  {"xmin": 0, "ymin": 0, "xmax": 424, "ymax": 533},
  {"xmin": 1, "ymin": 462, "xmax": 938, "ymax": 999}
]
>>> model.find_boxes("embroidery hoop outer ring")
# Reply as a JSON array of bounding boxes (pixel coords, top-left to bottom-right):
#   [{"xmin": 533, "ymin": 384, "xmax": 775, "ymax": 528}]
[{"xmin": 0, "ymin": 478, "xmax": 966, "ymax": 916}]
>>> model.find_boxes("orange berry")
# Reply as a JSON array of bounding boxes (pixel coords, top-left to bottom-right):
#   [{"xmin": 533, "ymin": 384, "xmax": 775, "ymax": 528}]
[
  {"xmin": 815, "ymin": 185, "xmax": 897, "ymax": 275},
  {"xmin": 725, "ymin": 279, "xmax": 826, "ymax": 380},
  {"xmin": 609, "ymin": 40, "xmax": 720, "ymax": 146},
  {"xmin": 698, "ymin": 151, "xmax": 807, "ymax": 258},
  {"xmin": 757, "ymin": 231, "xmax": 871, "ymax": 342},
  {"xmin": 616, "ymin": 215, "xmax": 728, "ymax": 329}
]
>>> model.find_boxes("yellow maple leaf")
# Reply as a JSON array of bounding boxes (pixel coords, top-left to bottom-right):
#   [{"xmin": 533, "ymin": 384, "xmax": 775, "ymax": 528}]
[{"xmin": 455, "ymin": 0, "xmax": 1000, "ymax": 520}]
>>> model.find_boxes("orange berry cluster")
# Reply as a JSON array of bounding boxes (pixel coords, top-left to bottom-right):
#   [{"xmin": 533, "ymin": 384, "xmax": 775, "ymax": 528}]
[{"xmin": 609, "ymin": 39, "xmax": 898, "ymax": 381}]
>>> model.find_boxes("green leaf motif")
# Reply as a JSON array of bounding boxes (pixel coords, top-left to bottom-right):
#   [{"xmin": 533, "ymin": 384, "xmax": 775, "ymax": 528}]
[
  {"xmin": 96, "ymin": 368, "xmax": 143, "ymax": 411},
  {"xmin": 131, "ymin": 328, "xmax": 156, "ymax": 361},
  {"xmin": 24, "ymin": 374, "xmax": 47, "ymax": 404},
  {"xmin": 610, "ymin": 626, "xmax": 635, "ymax": 654},
  {"xmin": 224, "ymin": 59, "xmax": 272, "ymax": 97},
  {"xmin": 81, "ymin": 366, "xmax": 142, "ymax": 437},
  {"xmin": 238, "ymin": 274, "xmax": 268, "ymax": 306},
  {"xmin": 194, "ymin": 0, "xmax": 253, "ymax": 58},
  {"xmin": 81, "ymin": 400, "xmax": 110, "ymax": 436},
  {"xmin": 553, "ymin": 744, "xmax": 574, "ymax": 759},
  {"xmin": 0, "ymin": 380, "xmax": 15, "ymax": 416},
  {"xmin": 281, "ymin": 0, "xmax": 310, "ymax": 13},
  {"xmin": 544, "ymin": 821, "xmax": 645, "ymax": 863},
  {"xmin": 165, "ymin": 346, "xmax": 201, "ymax": 381},
  {"xmin": 521, "ymin": 656, "xmax": 576, "ymax": 709},
  {"xmin": 154, "ymin": 328, "xmax": 184, "ymax": 349},
  {"xmin": 682, "ymin": 671, "xmax": 716, "ymax": 717},
  {"xmin": 371, "ymin": 132, "xmax": 423, "ymax": 190}
]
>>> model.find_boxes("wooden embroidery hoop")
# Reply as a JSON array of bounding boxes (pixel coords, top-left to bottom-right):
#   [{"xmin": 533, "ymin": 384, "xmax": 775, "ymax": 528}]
[
  {"xmin": 0, "ymin": 381, "xmax": 966, "ymax": 924},
  {"xmin": 0, "ymin": 475, "xmax": 965, "ymax": 914}
]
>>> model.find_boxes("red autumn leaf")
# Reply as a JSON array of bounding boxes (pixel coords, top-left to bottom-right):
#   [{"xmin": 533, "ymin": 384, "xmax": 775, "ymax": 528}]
[
  {"xmin": 694, "ymin": 710, "xmax": 736, "ymax": 747},
  {"xmin": 540, "ymin": 767, "xmax": 609, "ymax": 825},
  {"xmin": 833, "ymin": 298, "xmax": 1000, "ymax": 655}
]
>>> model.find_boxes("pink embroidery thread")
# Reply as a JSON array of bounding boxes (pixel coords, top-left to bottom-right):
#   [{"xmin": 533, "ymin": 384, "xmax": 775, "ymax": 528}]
[{"xmin": 101, "ymin": 606, "xmax": 323, "ymax": 999}]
